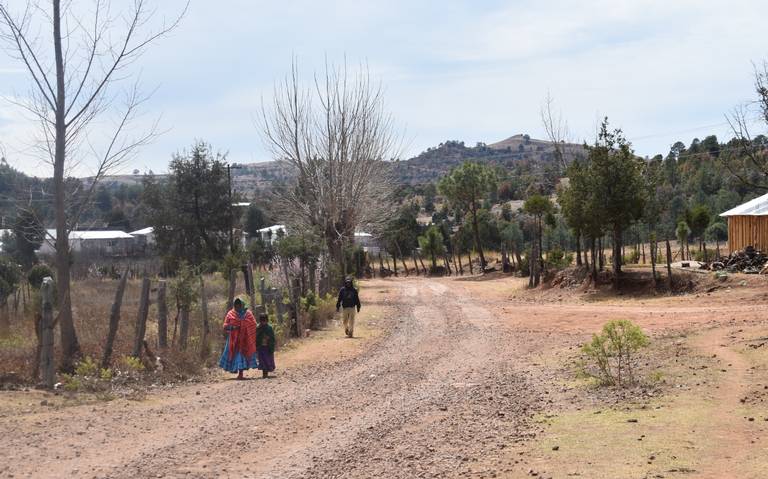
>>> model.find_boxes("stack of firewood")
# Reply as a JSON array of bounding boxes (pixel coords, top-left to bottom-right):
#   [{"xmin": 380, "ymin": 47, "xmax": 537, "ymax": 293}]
[{"xmin": 711, "ymin": 246, "xmax": 768, "ymax": 273}]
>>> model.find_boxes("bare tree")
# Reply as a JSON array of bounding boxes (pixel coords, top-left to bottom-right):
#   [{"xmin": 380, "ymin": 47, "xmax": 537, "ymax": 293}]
[
  {"xmin": 0, "ymin": 0, "xmax": 186, "ymax": 370},
  {"xmin": 261, "ymin": 59, "xmax": 400, "ymax": 281},
  {"xmin": 540, "ymin": 91, "xmax": 571, "ymax": 172},
  {"xmin": 725, "ymin": 61, "xmax": 768, "ymax": 191}
]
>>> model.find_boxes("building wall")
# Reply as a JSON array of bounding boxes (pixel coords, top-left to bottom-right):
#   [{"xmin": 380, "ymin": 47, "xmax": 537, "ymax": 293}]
[{"xmin": 727, "ymin": 215, "xmax": 768, "ymax": 252}]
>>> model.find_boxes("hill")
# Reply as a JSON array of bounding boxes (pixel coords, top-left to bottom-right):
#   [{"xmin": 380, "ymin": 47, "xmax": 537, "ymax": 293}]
[{"xmin": 393, "ymin": 135, "xmax": 585, "ymax": 185}]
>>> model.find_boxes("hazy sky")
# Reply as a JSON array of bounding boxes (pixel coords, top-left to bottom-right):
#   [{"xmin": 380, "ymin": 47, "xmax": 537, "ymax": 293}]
[{"xmin": 0, "ymin": 0, "xmax": 766, "ymax": 177}]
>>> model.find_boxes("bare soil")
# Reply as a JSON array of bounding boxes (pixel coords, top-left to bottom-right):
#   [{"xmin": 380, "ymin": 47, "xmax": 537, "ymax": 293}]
[{"xmin": 2, "ymin": 274, "xmax": 768, "ymax": 478}]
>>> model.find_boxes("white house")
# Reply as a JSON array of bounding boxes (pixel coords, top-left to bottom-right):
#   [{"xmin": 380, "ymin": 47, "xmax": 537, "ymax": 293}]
[
  {"xmin": 38, "ymin": 230, "xmax": 135, "ymax": 257},
  {"xmin": 256, "ymin": 224, "xmax": 287, "ymax": 244},
  {"xmin": 354, "ymin": 231, "xmax": 381, "ymax": 255}
]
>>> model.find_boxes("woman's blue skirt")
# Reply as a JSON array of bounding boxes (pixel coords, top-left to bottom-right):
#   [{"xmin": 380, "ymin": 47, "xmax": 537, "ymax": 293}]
[{"xmin": 218, "ymin": 339, "xmax": 258, "ymax": 373}]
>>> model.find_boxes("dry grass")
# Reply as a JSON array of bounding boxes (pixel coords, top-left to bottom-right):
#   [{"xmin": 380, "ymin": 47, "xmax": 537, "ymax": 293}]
[{"xmin": 0, "ymin": 272, "xmax": 237, "ymax": 386}]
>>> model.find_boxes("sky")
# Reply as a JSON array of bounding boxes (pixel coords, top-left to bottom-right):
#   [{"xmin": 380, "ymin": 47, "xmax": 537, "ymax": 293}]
[{"xmin": 0, "ymin": 0, "xmax": 766, "ymax": 177}]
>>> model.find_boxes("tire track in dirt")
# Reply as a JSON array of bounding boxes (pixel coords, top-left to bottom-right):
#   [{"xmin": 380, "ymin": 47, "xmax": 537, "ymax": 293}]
[{"xmin": 692, "ymin": 327, "xmax": 754, "ymax": 479}]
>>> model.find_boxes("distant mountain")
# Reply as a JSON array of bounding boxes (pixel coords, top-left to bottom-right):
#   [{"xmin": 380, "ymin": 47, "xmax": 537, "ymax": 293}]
[
  {"xmin": 392, "ymin": 135, "xmax": 585, "ymax": 185},
  {"xmin": 83, "ymin": 134, "xmax": 586, "ymax": 197}
]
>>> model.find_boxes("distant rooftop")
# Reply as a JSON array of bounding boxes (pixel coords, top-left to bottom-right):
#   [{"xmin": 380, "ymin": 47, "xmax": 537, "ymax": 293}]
[
  {"xmin": 720, "ymin": 193, "xmax": 768, "ymax": 217},
  {"xmin": 129, "ymin": 227, "xmax": 154, "ymax": 236}
]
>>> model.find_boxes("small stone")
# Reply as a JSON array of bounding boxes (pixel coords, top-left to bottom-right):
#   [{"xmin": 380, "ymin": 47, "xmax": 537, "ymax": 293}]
[{"xmin": 552, "ymin": 446, "xmax": 559, "ymax": 451}]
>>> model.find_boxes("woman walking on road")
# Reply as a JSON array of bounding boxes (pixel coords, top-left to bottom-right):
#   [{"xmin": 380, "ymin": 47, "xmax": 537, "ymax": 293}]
[{"xmin": 219, "ymin": 297, "xmax": 258, "ymax": 380}]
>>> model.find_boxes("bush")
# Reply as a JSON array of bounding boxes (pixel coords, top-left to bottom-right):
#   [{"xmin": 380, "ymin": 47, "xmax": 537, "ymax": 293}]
[
  {"xmin": 623, "ymin": 249, "xmax": 640, "ymax": 265},
  {"xmin": 61, "ymin": 356, "xmax": 113, "ymax": 392},
  {"xmin": 27, "ymin": 263, "xmax": 54, "ymax": 289},
  {"xmin": 581, "ymin": 319, "xmax": 649, "ymax": 387},
  {"xmin": 546, "ymin": 247, "xmax": 573, "ymax": 269}
]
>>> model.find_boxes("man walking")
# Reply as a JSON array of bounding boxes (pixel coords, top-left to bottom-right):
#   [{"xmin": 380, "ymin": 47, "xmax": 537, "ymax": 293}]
[{"xmin": 336, "ymin": 277, "xmax": 361, "ymax": 338}]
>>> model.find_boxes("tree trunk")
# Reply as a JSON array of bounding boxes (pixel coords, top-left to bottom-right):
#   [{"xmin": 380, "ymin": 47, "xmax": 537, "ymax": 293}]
[
  {"xmin": 597, "ymin": 237, "xmax": 604, "ymax": 270},
  {"xmin": 179, "ymin": 307, "xmax": 190, "ymax": 350},
  {"xmin": 650, "ymin": 236, "xmax": 658, "ymax": 288},
  {"xmin": 395, "ymin": 243, "xmax": 409, "ymax": 276},
  {"xmin": 575, "ymin": 230, "xmax": 582, "ymax": 266},
  {"xmin": 468, "ymin": 251, "xmax": 474, "ymax": 274},
  {"xmin": 51, "ymin": 0, "xmax": 80, "ymax": 373},
  {"xmin": 418, "ymin": 253, "xmax": 427, "ymax": 275},
  {"xmin": 131, "ymin": 277, "xmax": 151, "ymax": 357},
  {"xmin": 200, "ymin": 276, "xmax": 210, "ymax": 358},
  {"xmin": 612, "ymin": 227, "xmax": 622, "ymax": 288},
  {"xmin": 0, "ymin": 300, "xmax": 8, "ymax": 337},
  {"xmin": 157, "ymin": 281, "xmax": 168, "ymax": 349},
  {"xmin": 412, "ymin": 252, "xmax": 420, "ymax": 276},
  {"xmin": 590, "ymin": 237, "xmax": 598, "ymax": 281},
  {"xmin": 457, "ymin": 251, "xmax": 464, "ymax": 275},
  {"xmin": 40, "ymin": 278, "xmax": 55, "ymax": 389},
  {"xmin": 666, "ymin": 238, "xmax": 673, "ymax": 291},
  {"xmin": 101, "ymin": 269, "xmax": 129, "ymax": 369},
  {"xmin": 470, "ymin": 205, "xmax": 486, "ymax": 268}
]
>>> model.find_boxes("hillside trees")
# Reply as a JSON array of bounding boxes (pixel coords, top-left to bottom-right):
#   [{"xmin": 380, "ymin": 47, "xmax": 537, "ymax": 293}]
[
  {"xmin": 142, "ymin": 142, "xmax": 232, "ymax": 270},
  {"xmin": 261, "ymin": 60, "xmax": 398, "ymax": 283},
  {"xmin": 438, "ymin": 162, "xmax": 497, "ymax": 269},
  {"xmin": 0, "ymin": 0, "xmax": 185, "ymax": 371}
]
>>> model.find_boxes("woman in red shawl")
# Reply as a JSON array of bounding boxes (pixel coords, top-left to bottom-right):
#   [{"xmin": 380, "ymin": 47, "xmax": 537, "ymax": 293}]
[{"xmin": 218, "ymin": 297, "xmax": 258, "ymax": 379}]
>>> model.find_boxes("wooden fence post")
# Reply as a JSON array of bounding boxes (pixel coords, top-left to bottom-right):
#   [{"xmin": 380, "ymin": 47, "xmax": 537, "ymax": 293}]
[
  {"xmin": 227, "ymin": 269, "xmax": 237, "ymax": 311},
  {"xmin": 157, "ymin": 280, "xmax": 168, "ymax": 349},
  {"xmin": 199, "ymin": 276, "xmax": 210, "ymax": 358},
  {"xmin": 131, "ymin": 276, "xmax": 151, "ymax": 358},
  {"xmin": 273, "ymin": 287, "xmax": 285, "ymax": 325},
  {"xmin": 101, "ymin": 269, "xmax": 129, "ymax": 369},
  {"xmin": 246, "ymin": 264, "xmax": 257, "ymax": 312},
  {"xmin": 40, "ymin": 277, "xmax": 55, "ymax": 389}
]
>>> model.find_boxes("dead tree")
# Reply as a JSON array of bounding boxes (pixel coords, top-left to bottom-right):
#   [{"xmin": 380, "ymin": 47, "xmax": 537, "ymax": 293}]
[
  {"xmin": 261, "ymin": 59, "xmax": 400, "ymax": 285},
  {"xmin": 0, "ymin": 1, "xmax": 187, "ymax": 371},
  {"xmin": 101, "ymin": 269, "xmax": 129, "ymax": 369}
]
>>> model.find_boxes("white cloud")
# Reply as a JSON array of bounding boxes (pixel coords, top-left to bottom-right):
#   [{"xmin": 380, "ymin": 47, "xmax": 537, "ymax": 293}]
[{"xmin": 0, "ymin": 0, "xmax": 766, "ymax": 175}]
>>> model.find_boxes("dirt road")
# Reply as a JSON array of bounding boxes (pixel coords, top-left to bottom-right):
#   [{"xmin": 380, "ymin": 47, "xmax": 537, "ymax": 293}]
[{"xmin": 2, "ymin": 275, "xmax": 768, "ymax": 478}]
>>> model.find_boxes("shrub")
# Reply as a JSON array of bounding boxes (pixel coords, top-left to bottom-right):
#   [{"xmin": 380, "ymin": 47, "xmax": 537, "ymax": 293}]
[
  {"xmin": 120, "ymin": 355, "xmax": 145, "ymax": 373},
  {"xmin": 581, "ymin": 319, "xmax": 649, "ymax": 387},
  {"xmin": 27, "ymin": 263, "xmax": 54, "ymax": 289},
  {"xmin": 61, "ymin": 356, "xmax": 113, "ymax": 392},
  {"xmin": 623, "ymin": 249, "xmax": 640, "ymax": 265},
  {"xmin": 546, "ymin": 247, "xmax": 573, "ymax": 269}
]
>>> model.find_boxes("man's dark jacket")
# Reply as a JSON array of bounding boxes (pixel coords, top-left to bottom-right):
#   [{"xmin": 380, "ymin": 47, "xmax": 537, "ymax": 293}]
[{"xmin": 336, "ymin": 286, "xmax": 361, "ymax": 311}]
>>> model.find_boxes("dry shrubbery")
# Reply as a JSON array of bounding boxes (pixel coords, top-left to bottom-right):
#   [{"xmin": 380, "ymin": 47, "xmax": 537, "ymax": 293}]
[{"xmin": 0, "ymin": 273, "xmax": 234, "ymax": 389}]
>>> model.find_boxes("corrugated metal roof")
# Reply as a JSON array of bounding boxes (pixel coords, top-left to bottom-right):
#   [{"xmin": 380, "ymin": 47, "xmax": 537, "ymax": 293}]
[
  {"xmin": 45, "ymin": 230, "xmax": 134, "ymax": 240},
  {"xmin": 720, "ymin": 193, "xmax": 768, "ymax": 217},
  {"xmin": 129, "ymin": 227, "xmax": 154, "ymax": 236},
  {"xmin": 257, "ymin": 225, "xmax": 286, "ymax": 233}
]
